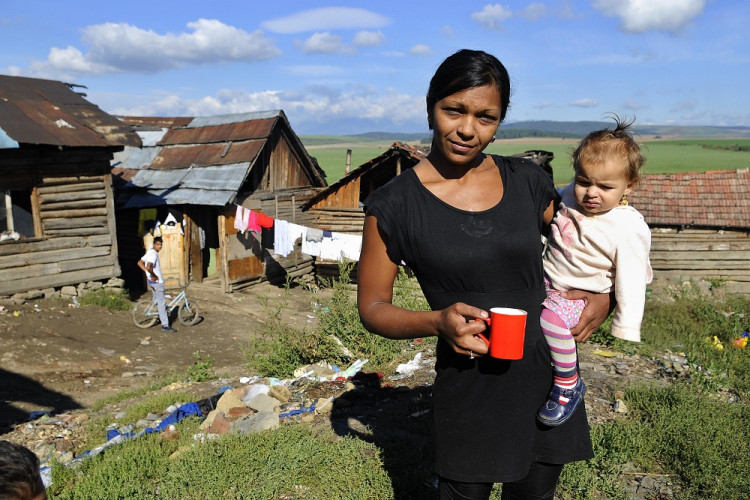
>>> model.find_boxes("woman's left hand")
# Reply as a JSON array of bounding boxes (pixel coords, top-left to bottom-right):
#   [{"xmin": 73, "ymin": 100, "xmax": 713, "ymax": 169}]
[{"xmin": 563, "ymin": 289, "xmax": 615, "ymax": 342}]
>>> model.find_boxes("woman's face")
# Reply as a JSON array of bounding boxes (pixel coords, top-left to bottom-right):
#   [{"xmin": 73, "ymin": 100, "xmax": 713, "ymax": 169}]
[{"xmin": 431, "ymin": 83, "xmax": 502, "ymax": 167}]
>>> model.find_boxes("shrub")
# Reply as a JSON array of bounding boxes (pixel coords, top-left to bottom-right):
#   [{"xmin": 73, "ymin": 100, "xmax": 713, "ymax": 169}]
[{"xmin": 77, "ymin": 288, "xmax": 132, "ymax": 311}]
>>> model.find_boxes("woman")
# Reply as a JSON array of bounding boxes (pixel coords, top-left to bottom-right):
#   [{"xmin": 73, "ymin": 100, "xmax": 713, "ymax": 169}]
[{"xmin": 357, "ymin": 49, "xmax": 611, "ymax": 499}]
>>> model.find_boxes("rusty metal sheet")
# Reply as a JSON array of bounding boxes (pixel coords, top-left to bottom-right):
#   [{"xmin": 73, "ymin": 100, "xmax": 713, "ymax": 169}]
[
  {"xmin": 160, "ymin": 118, "xmax": 276, "ymax": 145},
  {"xmin": 0, "ymin": 75, "xmax": 141, "ymax": 148},
  {"xmin": 121, "ymin": 116, "xmax": 193, "ymax": 128},
  {"xmin": 150, "ymin": 140, "xmax": 265, "ymax": 169}
]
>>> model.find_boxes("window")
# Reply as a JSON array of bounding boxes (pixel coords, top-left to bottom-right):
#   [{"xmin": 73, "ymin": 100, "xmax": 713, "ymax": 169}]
[{"xmin": 1, "ymin": 189, "xmax": 34, "ymax": 240}]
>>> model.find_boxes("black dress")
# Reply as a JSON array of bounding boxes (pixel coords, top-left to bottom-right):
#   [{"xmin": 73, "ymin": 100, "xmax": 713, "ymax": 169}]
[{"xmin": 364, "ymin": 155, "xmax": 593, "ymax": 483}]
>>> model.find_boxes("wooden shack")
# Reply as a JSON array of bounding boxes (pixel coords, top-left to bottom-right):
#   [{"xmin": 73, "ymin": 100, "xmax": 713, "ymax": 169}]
[
  {"xmin": 0, "ymin": 75, "xmax": 141, "ymax": 296},
  {"xmin": 112, "ymin": 111, "xmax": 327, "ymax": 293},
  {"xmin": 628, "ymin": 169, "xmax": 750, "ymax": 295}
]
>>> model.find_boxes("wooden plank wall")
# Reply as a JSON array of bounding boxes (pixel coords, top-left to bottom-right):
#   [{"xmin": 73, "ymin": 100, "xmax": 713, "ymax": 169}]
[
  {"xmin": 649, "ymin": 228, "xmax": 750, "ymax": 295},
  {"xmin": 0, "ymin": 149, "xmax": 120, "ymax": 295}
]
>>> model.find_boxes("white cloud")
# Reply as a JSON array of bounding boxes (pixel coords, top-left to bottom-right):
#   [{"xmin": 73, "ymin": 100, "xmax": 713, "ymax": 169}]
[
  {"xmin": 16, "ymin": 19, "xmax": 280, "ymax": 78},
  {"xmin": 520, "ymin": 3, "xmax": 548, "ymax": 20},
  {"xmin": 409, "ymin": 44, "xmax": 432, "ymax": 56},
  {"xmin": 298, "ymin": 32, "xmax": 355, "ymax": 55},
  {"xmin": 593, "ymin": 0, "xmax": 706, "ymax": 34},
  {"xmin": 441, "ymin": 25, "xmax": 455, "ymax": 38},
  {"xmin": 262, "ymin": 7, "xmax": 390, "ymax": 34},
  {"xmin": 570, "ymin": 98, "xmax": 599, "ymax": 108},
  {"xmin": 471, "ymin": 4, "xmax": 513, "ymax": 31},
  {"xmin": 109, "ymin": 86, "xmax": 425, "ymax": 129},
  {"xmin": 353, "ymin": 31, "xmax": 385, "ymax": 47}
]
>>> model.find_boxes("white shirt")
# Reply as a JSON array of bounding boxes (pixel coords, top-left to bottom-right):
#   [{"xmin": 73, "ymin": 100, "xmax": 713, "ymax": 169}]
[
  {"xmin": 544, "ymin": 183, "xmax": 653, "ymax": 341},
  {"xmin": 141, "ymin": 248, "xmax": 164, "ymax": 284}
]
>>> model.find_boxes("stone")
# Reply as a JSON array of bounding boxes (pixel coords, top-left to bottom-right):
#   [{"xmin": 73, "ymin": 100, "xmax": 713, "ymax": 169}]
[
  {"xmin": 206, "ymin": 412, "xmax": 231, "ymax": 435},
  {"xmin": 106, "ymin": 278, "xmax": 126, "ymax": 288},
  {"xmin": 268, "ymin": 385, "xmax": 292, "ymax": 403},
  {"xmin": 42, "ymin": 288, "xmax": 59, "ymax": 299},
  {"xmin": 88, "ymin": 281, "xmax": 103, "ymax": 291},
  {"xmin": 247, "ymin": 393, "xmax": 281, "ymax": 413},
  {"xmin": 232, "ymin": 411, "xmax": 279, "ymax": 434},
  {"xmin": 199, "ymin": 409, "xmax": 221, "ymax": 431},
  {"xmin": 60, "ymin": 286, "xmax": 77, "ymax": 297},
  {"xmin": 227, "ymin": 406, "xmax": 253, "ymax": 420},
  {"xmin": 216, "ymin": 391, "xmax": 246, "ymax": 414}
]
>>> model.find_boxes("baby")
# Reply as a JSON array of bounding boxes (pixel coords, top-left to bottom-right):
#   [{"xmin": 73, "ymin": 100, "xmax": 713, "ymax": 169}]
[{"xmin": 538, "ymin": 116, "xmax": 653, "ymax": 426}]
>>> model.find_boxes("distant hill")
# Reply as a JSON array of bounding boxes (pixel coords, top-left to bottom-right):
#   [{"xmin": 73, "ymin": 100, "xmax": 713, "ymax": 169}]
[
  {"xmin": 503, "ymin": 121, "xmax": 750, "ymax": 138},
  {"xmin": 300, "ymin": 122, "xmax": 750, "ymax": 146}
]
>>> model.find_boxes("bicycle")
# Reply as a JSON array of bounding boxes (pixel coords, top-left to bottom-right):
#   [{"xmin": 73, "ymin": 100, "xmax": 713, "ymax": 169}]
[{"xmin": 132, "ymin": 278, "xmax": 201, "ymax": 328}]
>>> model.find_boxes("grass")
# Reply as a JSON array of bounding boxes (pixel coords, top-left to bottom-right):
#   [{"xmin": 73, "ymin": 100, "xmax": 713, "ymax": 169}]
[
  {"xmin": 303, "ymin": 138, "xmax": 750, "ymax": 185},
  {"xmin": 77, "ymin": 288, "xmax": 132, "ymax": 311},
  {"xmin": 48, "ymin": 279, "xmax": 750, "ymax": 498}
]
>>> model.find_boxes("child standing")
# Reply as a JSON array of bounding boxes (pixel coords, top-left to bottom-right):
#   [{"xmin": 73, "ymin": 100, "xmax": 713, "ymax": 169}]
[{"xmin": 538, "ymin": 116, "xmax": 653, "ymax": 426}]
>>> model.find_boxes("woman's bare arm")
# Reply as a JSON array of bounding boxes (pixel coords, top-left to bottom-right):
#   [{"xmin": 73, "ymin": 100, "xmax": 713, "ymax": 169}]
[{"xmin": 357, "ymin": 215, "xmax": 490, "ymax": 355}]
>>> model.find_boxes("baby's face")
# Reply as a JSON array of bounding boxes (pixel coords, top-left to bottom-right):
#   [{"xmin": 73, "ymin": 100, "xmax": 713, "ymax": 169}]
[{"xmin": 573, "ymin": 157, "xmax": 633, "ymax": 215}]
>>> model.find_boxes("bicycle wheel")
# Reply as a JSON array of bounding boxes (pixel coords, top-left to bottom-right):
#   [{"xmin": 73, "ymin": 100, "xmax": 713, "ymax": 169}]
[
  {"xmin": 133, "ymin": 299, "xmax": 159, "ymax": 328},
  {"xmin": 178, "ymin": 299, "xmax": 200, "ymax": 326}
]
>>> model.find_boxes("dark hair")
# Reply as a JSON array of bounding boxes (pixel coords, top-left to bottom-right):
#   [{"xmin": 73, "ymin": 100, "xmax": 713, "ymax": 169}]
[
  {"xmin": 0, "ymin": 440, "xmax": 45, "ymax": 500},
  {"xmin": 572, "ymin": 114, "xmax": 645, "ymax": 185},
  {"xmin": 426, "ymin": 49, "xmax": 511, "ymax": 129},
  {"xmin": 153, "ymin": 236, "xmax": 163, "ymax": 244}
]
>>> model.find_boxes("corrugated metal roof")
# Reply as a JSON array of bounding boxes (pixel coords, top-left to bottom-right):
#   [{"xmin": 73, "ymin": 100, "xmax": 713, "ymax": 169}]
[
  {"xmin": 160, "ymin": 119, "xmax": 276, "ymax": 145},
  {"xmin": 151, "ymin": 140, "xmax": 265, "ymax": 169},
  {"xmin": 0, "ymin": 75, "xmax": 141, "ymax": 148},
  {"xmin": 114, "ymin": 109, "xmax": 326, "ymax": 209},
  {"xmin": 114, "ymin": 163, "xmax": 250, "ymax": 208}
]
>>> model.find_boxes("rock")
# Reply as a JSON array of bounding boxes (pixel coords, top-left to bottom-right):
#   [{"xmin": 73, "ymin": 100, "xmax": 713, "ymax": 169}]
[
  {"xmin": 42, "ymin": 288, "xmax": 59, "ymax": 299},
  {"xmin": 613, "ymin": 399, "xmax": 628, "ymax": 414},
  {"xmin": 216, "ymin": 391, "xmax": 246, "ymax": 414},
  {"xmin": 227, "ymin": 406, "xmax": 254, "ymax": 420},
  {"xmin": 105, "ymin": 278, "xmax": 126, "ymax": 288},
  {"xmin": 268, "ymin": 385, "xmax": 292, "ymax": 404},
  {"xmin": 60, "ymin": 286, "xmax": 77, "ymax": 297},
  {"xmin": 247, "ymin": 393, "xmax": 281, "ymax": 413},
  {"xmin": 232, "ymin": 411, "xmax": 279, "ymax": 434},
  {"xmin": 87, "ymin": 281, "xmax": 103, "ymax": 291},
  {"xmin": 199, "ymin": 409, "xmax": 221, "ymax": 431},
  {"xmin": 206, "ymin": 412, "xmax": 231, "ymax": 435}
]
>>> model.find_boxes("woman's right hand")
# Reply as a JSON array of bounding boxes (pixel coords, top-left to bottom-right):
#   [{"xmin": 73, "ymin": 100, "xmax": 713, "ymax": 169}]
[{"xmin": 436, "ymin": 302, "xmax": 492, "ymax": 357}]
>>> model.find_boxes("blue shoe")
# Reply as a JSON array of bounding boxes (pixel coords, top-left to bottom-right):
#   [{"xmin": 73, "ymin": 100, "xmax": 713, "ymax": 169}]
[{"xmin": 537, "ymin": 378, "xmax": 586, "ymax": 427}]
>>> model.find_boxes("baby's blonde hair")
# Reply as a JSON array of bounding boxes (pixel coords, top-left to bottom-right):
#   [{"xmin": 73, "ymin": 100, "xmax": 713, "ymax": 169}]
[{"xmin": 572, "ymin": 114, "xmax": 644, "ymax": 185}]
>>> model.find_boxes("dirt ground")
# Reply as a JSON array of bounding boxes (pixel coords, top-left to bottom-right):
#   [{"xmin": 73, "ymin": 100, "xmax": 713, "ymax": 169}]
[
  {"xmin": 0, "ymin": 280, "xmax": 326, "ymax": 433},
  {"xmin": 0, "ymin": 278, "xmax": 670, "ymax": 435}
]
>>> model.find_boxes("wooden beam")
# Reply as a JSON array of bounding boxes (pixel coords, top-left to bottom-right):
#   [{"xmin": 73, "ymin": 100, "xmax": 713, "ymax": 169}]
[{"xmin": 0, "ymin": 265, "xmax": 119, "ymax": 295}]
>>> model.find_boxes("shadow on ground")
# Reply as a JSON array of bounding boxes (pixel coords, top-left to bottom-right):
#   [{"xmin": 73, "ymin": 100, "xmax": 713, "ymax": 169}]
[
  {"xmin": 0, "ymin": 368, "xmax": 83, "ymax": 434},
  {"xmin": 329, "ymin": 378, "xmax": 437, "ymax": 499}
]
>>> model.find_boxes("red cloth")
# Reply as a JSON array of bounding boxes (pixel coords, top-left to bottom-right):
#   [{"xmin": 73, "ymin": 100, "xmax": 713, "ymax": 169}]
[
  {"xmin": 247, "ymin": 210, "xmax": 261, "ymax": 233},
  {"xmin": 256, "ymin": 212, "xmax": 274, "ymax": 228}
]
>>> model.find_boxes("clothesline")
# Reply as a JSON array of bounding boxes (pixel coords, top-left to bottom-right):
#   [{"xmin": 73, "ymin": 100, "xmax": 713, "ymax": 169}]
[{"xmin": 233, "ymin": 205, "xmax": 362, "ymax": 261}]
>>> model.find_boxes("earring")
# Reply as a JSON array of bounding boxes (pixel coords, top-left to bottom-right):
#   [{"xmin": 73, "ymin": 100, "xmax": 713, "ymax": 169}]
[{"xmin": 620, "ymin": 194, "xmax": 629, "ymax": 206}]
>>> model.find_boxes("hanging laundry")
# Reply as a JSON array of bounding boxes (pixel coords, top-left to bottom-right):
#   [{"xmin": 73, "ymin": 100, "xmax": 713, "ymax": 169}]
[
  {"xmin": 274, "ymin": 220, "xmax": 291, "ymax": 256},
  {"xmin": 257, "ymin": 212, "xmax": 274, "ymax": 229},
  {"xmin": 234, "ymin": 205, "xmax": 248, "ymax": 233},
  {"xmin": 247, "ymin": 210, "xmax": 261, "ymax": 234}
]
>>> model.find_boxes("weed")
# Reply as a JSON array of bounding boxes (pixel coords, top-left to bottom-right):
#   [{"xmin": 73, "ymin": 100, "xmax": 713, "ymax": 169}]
[
  {"xmin": 186, "ymin": 352, "xmax": 216, "ymax": 382},
  {"xmin": 77, "ymin": 288, "xmax": 132, "ymax": 311}
]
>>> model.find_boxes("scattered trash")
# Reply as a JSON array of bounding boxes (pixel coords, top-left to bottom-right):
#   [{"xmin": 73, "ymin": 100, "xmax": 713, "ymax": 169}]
[
  {"xmin": 97, "ymin": 347, "xmax": 115, "ymax": 356},
  {"xmin": 396, "ymin": 352, "xmax": 423, "ymax": 375},
  {"xmin": 705, "ymin": 336, "xmax": 724, "ymax": 350},
  {"xmin": 12, "ymin": 310, "xmax": 21, "ymax": 317},
  {"xmin": 592, "ymin": 348, "xmax": 617, "ymax": 357},
  {"xmin": 731, "ymin": 331, "xmax": 748, "ymax": 349},
  {"xmin": 119, "ymin": 355, "xmax": 132, "ymax": 364}
]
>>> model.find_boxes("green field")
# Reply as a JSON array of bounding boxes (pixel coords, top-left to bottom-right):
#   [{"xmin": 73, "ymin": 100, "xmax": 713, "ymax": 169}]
[{"xmin": 305, "ymin": 138, "xmax": 750, "ymax": 185}]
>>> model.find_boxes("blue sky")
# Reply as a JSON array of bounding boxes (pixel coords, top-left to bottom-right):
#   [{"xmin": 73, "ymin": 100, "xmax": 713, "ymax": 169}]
[{"xmin": 1, "ymin": 1, "xmax": 747, "ymax": 135}]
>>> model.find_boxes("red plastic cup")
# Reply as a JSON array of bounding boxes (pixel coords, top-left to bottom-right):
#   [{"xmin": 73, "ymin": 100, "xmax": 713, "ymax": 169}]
[{"xmin": 476, "ymin": 307, "xmax": 527, "ymax": 360}]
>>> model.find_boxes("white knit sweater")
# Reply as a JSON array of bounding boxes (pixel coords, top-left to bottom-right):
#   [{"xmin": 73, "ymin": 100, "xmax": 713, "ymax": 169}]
[{"xmin": 543, "ymin": 183, "xmax": 653, "ymax": 341}]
